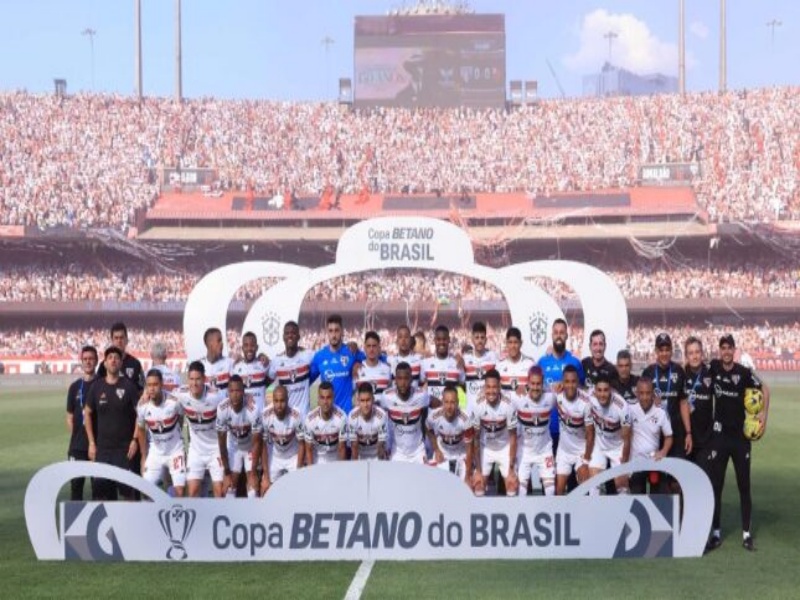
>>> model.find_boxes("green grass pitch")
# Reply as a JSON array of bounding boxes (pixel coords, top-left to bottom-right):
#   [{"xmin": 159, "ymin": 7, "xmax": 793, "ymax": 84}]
[{"xmin": 1, "ymin": 383, "xmax": 798, "ymax": 599}]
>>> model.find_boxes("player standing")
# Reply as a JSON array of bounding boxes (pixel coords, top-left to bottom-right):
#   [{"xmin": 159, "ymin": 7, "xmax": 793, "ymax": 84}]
[
  {"xmin": 706, "ymin": 334, "xmax": 770, "ymax": 552},
  {"xmin": 381, "ymin": 362, "xmax": 430, "ymax": 463},
  {"xmin": 348, "ymin": 383, "xmax": 388, "ymax": 461},
  {"xmin": 472, "ymin": 369, "xmax": 519, "ymax": 496},
  {"xmin": 135, "ymin": 369, "xmax": 186, "ymax": 497},
  {"xmin": 497, "ymin": 327, "xmax": 534, "ymax": 397},
  {"xmin": 613, "ymin": 349, "xmax": 639, "ymax": 405},
  {"xmin": 628, "ymin": 378, "xmax": 673, "ymax": 494},
  {"xmin": 97, "ymin": 322, "xmax": 144, "ymax": 390},
  {"xmin": 149, "ymin": 341, "xmax": 181, "ymax": 393},
  {"xmin": 554, "ymin": 365, "xmax": 594, "ymax": 496},
  {"xmin": 513, "ymin": 366, "xmax": 557, "ymax": 496},
  {"xmin": 175, "ymin": 361, "xmax": 226, "ymax": 498},
  {"xmin": 232, "ymin": 331, "xmax": 269, "ymax": 414},
  {"xmin": 200, "ymin": 328, "xmax": 235, "ymax": 397},
  {"xmin": 462, "ymin": 322, "xmax": 498, "ymax": 412},
  {"xmin": 216, "ymin": 375, "xmax": 262, "ymax": 498},
  {"xmin": 387, "ymin": 325, "xmax": 422, "ymax": 386},
  {"xmin": 355, "ymin": 331, "xmax": 392, "ymax": 395},
  {"xmin": 310, "ymin": 315, "xmax": 362, "ymax": 414},
  {"xmin": 581, "ymin": 329, "xmax": 619, "ymax": 389},
  {"xmin": 268, "ymin": 321, "xmax": 314, "ymax": 417},
  {"xmin": 65, "ymin": 345, "xmax": 98, "ymax": 500},
  {"xmin": 420, "ymin": 325, "xmax": 464, "ymax": 408},
  {"xmin": 303, "ymin": 382, "xmax": 347, "ymax": 464},
  {"xmin": 426, "ymin": 385, "xmax": 475, "ymax": 483},
  {"xmin": 587, "ymin": 374, "xmax": 631, "ymax": 494},
  {"xmin": 260, "ymin": 385, "xmax": 304, "ymax": 495}
]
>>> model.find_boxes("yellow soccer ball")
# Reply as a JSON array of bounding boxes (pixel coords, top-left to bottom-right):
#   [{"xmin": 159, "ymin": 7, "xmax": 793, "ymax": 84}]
[
  {"xmin": 743, "ymin": 414, "xmax": 764, "ymax": 441},
  {"xmin": 743, "ymin": 388, "xmax": 764, "ymax": 415}
]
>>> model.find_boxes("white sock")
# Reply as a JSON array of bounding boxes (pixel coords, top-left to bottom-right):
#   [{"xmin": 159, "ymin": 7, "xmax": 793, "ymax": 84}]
[
  {"xmin": 713, "ymin": 528, "xmax": 721, "ymax": 538},
  {"xmin": 617, "ymin": 487, "xmax": 629, "ymax": 495},
  {"xmin": 743, "ymin": 531, "xmax": 751, "ymax": 540},
  {"xmin": 225, "ymin": 489, "xmax": 236, "ymax": 499},
  {"xmin": 543, "ymin": 483, "xmax": 555, "ymax": 496},
  {"xmin": 247, "ymin": 489, "xmax": 256, "ymax": 498},
  {"xmin": 518, "ymin": 483, "xmax": 528, "ymax": 497},
  {"xmin": 589, "ymin": 487, "xmax": 600, "ymax": 497}
]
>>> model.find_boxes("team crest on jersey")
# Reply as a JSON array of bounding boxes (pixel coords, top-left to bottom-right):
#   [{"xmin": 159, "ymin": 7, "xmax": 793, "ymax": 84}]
[
  {"xmin": 439, "ymin": 372, "xmax": 447, "ymax": 385},
  {"xmin": 703, "ymin": 377, "xmax": 711, "ymax": 388},
  {"xmin": 261, "ymin": 312, "xmax": 282, "ymax": 347},
  {"xmin": 670, "ymin": 373, "xmax": 678, "ymax": 383},
  {"xmin": 116, "ymin": 389, "xmax": 125, "ymax": 399},
  {"xmin": 340, "ymin": 356, "xmax": 349, "ymax": 367},
  {"xmin": 476, "ymin": 367, "xmax": 484, "ymax": 379},
  {"xmin": 732, "ymin": 374, "xmax": 740, "ymax": 385},
  {"xmin": 289, "ymin": 369, "xmax": 297, "ymax": 383},
  {"xmin": 528, "ymin": 311, "xmax": 548, "ymax": 346}
]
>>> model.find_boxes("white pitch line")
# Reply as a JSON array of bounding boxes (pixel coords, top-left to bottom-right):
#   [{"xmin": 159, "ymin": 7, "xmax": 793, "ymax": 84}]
[{"xmin": 344, "ymin": 559, "xmax": 375, "ymax": 600}]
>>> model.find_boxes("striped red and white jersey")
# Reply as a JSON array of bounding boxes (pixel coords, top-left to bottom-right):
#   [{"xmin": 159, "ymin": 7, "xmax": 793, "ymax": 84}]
[
  {"xmin": 420, "ymin": 355, "xmax": 464, "ymax": 402},
  {"xmin": 555, "ymin": 390, "xmax": 593, "ymax": 456},
  {"xmin": 463, "ymin": 349, "xmax": 499, "ymax": 410},
  {"xmin": 232, "ymin": 359, "xmax": 269, "ymax": 413},
  {"xmin": 216, "ymin": 395, "xmax": 262, "ymax": 451},
  {"xmin": 473, "ymin": 394, "xmax": 518, "ymax": 452},
  {"xmin": 175, "ymin": 386, "xmax": 225, "ymax": 455},
  {"xmin": 426, "ymin": 407, "xmax": 473, "ymax": 460},
  {"xmin": 151, "ymin": 364, "xmax": 182, "ymax": 393},
  {"xmin": 262, "ymin": 406, "xmax": 304, "ymax": 460},
  {"xmin": 201, "ymin": 355, "xmax": 235, "ymax": 396},
  {"xmin": 496, "ymin": 355, "xmax": 535, "ymax": 396},
  {"xmin": 387, "ymin": 352, "xmax": 422, "ymax": 387},
  {"xmin": 380, "ymin": 386, "xmax": 430, "ymax": 456},
  {"xmin": 355, "ymin": 360, "xmax": 393, "ymax": 396},
  {"xmin": 513, "ymin": 392, "xmax": 556, "ymax": 455},
  {"xmin": 302, "ymin": 406, "xmax": 347, "ymax": 462},
  {"xmin": 589, "ymin": 392, "xmax": 631, "ymax": 452},
  {"xmin": 347, "ymin": 406, "xmax": 389, "ymax": 459},
  {"xmin": 137, "ymin": 396, "xmax": 184, "ymax": 454},
  {"xmin": 268, "ymin": 349, "xmax": 314, "ymax": 416}
]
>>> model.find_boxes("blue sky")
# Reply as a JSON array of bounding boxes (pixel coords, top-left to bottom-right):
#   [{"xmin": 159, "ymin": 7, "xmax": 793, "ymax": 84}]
[{"xmin": 0, "ymin": 0, "xmax": 795, "ymax": 99}]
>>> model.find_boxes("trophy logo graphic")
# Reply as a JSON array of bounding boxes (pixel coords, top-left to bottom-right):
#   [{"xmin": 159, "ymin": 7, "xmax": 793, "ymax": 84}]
[{"xmin": 158, "ymin": 504, "xmax": 196, "ymax": 560}]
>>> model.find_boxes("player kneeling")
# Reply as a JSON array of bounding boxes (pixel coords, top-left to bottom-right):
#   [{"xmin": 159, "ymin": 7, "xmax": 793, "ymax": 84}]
[
  {"xmin": 554, "ymin": 366, "xmax": 594, "ymax": 495},
  {"xmin": 472, "ymin": 370, "xmax": 519, "ymax": 496},
  {"xmin": 513, "ymin": 367, "xmax": 557, "ymax": 496},
  {"xmin": 216, "ymin": 375, "xmax": 262, "ymax": 498},
  {"xmin": 349, "ymin": 383, "xmax": 388, "ymax": 461},
  {"xmin": 426, "ymin": 385, "xmax": 475, "ymax": 485},
  {"xmin": 303, "ymin": 382, "xmax": 347, "ymax": 465},
  {"xmin": 136, "ymin": 369, "xmax": 186, "ymax": 497},
  {"xmin": 260, "ymin": 385, "xmax": 304, "ymax": 495},
  {"xmin": 588, "ymin": 374, "xmax": 632, "ymax": 494}
]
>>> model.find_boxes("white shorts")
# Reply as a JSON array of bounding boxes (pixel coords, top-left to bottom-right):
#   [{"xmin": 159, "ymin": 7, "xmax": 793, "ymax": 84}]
[
  {"xmin": 391, "ymin": 444, "xmax": 426, "ymax": 464},
  {"xmin": 518, "ymin": 451, "xmax": 555, "ymax": 484},
  {"xmin": 268, "ymin": 452, "xmax": 299, "ymax": 482},
  {"xmin": 434, "ymin": 456, "xmax": 467, "ymax": 479},
  {"xmin": 228, "ymin": 446, "xmax": 255, "ymax": 474},
  {"xmin": 313, "ymin": 449, "xmax": 340, "ymax": 465},
  {"xmin": 143, "ymin": 447, "xmax": 187, "ymax": 487},
  {"xmin": 589, "ymin": 445, "xmax": 624, "ymax": 470},
  {"xmin": 481, "ymin": 446, "xmax": 511, "ymax": 478},
  {"xmin": 187, "ymin": 447, "xmax": 224, "ymax": 482},
  {"xmin": 556, "ymin": 450, "xmax": 588, "ymax": 477}
]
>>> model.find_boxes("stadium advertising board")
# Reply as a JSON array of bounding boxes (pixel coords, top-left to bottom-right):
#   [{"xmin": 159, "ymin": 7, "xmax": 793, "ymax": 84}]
[
  {"xmin": 26, "ymin": 458, "xmax": 712, "ymax": 561},
  {"xmin": 354, "ymin": 14, "xmax": 506, "ymax": 109},
  {"xmin": 183, "ymin": 217, "xmax": 628, "ymax": 361},
  {"xmin": 638, "ymin": 162, "xmax": 700, "ymax": 185}
]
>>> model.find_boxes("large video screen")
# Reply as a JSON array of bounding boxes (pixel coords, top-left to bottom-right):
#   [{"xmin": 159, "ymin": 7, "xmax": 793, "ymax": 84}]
[{"xmin": 354, "ymin": 14, "xmax": 506, "ymax": 109}]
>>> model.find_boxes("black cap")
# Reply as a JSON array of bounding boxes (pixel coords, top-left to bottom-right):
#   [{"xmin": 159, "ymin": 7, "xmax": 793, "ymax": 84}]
[
  {"xmin": 719, "ymin": 334, "xmax": 736, "ymax": 348},
  {"xmin": 655, "ymin": 332, "xmax": 672, "ymax": 348}
]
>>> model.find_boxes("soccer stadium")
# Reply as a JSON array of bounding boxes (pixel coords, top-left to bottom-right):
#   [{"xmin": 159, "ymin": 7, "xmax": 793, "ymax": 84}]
[{"xmin": 2, "ymin": 0, "xmax": 800, "ymax": 598}]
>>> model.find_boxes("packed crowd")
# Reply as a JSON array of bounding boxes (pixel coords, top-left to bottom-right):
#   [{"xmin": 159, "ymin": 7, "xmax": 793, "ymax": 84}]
[
  {"xmin": 2, "ymin": 322, "xmax": 797, "ymax": 362},
  {"xmin": 2, "ymin": 87, "xmax": 799, "ymax": 230},
  {"xmin": 1, "ymin": 259, "xmax": 798, "ymax": 303}
]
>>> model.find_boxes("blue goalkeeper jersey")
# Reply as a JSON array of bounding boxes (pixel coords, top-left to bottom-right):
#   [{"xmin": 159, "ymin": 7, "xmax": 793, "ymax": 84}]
[{"xmin": 310, "ymin": 345, "xmax": 365, "ymax": 413}]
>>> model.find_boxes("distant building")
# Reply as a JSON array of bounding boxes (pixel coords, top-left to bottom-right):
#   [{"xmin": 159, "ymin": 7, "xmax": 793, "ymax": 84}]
[{"xmin": 583, "ymin": 62, "xmax": 678, "ymax": 97}]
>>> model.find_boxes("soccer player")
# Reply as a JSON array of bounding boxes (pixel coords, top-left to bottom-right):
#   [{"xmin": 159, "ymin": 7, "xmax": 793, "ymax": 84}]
[
  {"xmin": 66, "ymin": 345, "xmax": 98, "ymax": 500},
  {"xmin": 641, "ymin": 333, "xmax": 692, "ymax": 460},
  {"xmin": 97, "ymin": 322, "xmax": 144, "ymax": 390},
  {"xmin": 175, "ymin": 361, "xmax": 226, "ymax": 498},
  {"xmin": 232, "ymin": 331, "xmax": 269, "ymax": 414},
  {"xmin": 554, "ymin": 365, "xmax": 594, "ymax": 496},
  {"xmin": 613, "ymin": 349, "xmax": 639, "ymax": 405},
  {"xmin": 310, "ymin": 315, "xmax": 363, "ymax": 414},
  {"xmin": 268, "ymin": 321, "xmax": 314, "ymax": 417},
  {"xmin": 706, "ymin": 334, "xmax": 771, "ymax": 552},
  {"xmin": 387, "ymin": 325, "xmax": 422, "ymax": 387},
  {"xmin": 497, "ymin": 327, "xmax": 534, "ymax": 397},
  {"xmin": 588, "ymin": 374, "xmax": 632, "ymax": 494},
  {"xmin": 426, "ymin": 385, "xmax": 475, "ymax": 483},
  {"xmin": 420, "ymin": 325, "xmax": 465, "ymax": 408},
  {"xmin": 537, "ymin": 319, "xmax": 584, "ymax": 453},
  {"xmin": 381, "ymin": 362, "xmax": 431, "ymax": 463},
  {"xmin": 216, "ymin": 375, "xmax": 262, "ymax": 498},
  {"xmin": 355, "ymin": 331, "xmax": 392, "ymax": 395},
  {"xmin": 303, "ymin": 382, "xmax": 347, "ymax": 464},
  {"xmin": 463, "ymin": 322, "xmax": 499, "ymax": 412},
  {"xmin": 472, "ymin": 369, "xmax": 519, "ymax": 496},
  {"xmin": 581, "ymin": 329, "xmax": 619, "ymax": 389},
  {"xmin": 200, "ymin": 327, "xmax": 235, "ymax": 396},
  {"xmin": 628, "ymin": 378, "xmax": 673, "ymax": 495},
  {"xmin": 135, "ymin": 369, "xmax": 186, "ymax": 497},
  {"xmin": 84, "ymin": 346, "xmax": 140, "ymax": 501},
  {"xmin": 348, "ymin": 383, "xmax": 388, "ymax": 461},
  {"xmin": 513, "ymin": 366, "xmax": 557, "ymax": 496},
  {"xmin": 150, "ymin": 341, "xmax": 181, "ymax": 393},
  {"xmin": 261, "ymin": 385, "xmax": 304, "ymax": 494}
]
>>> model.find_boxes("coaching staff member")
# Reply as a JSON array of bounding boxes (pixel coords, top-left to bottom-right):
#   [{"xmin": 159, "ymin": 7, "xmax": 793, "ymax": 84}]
[
  {"xmin": 84, "ymin": 347, "xmax": 140, "ymax": 501},
  {"xmin": 705, "ymin": 334, "xmax": 770, "ymax": 552}
]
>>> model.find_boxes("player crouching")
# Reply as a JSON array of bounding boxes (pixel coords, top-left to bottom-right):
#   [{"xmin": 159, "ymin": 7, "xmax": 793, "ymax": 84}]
[
  {"xmin": 554, "ymin": 365, "xmax": 594, "ymax": 495},
  {"xmin": 216, "ymin": 375, "xmax": 262, "ymax": 498},
  {"xmin": 349, "ymin": 383, "xmax": 388, "ymax": 461},
  {"xmin": 513, "ymin": 367, "xmax": 557, "ymax": 496},
  {"xmin": 261, "ymin": 385, "xmax": 304, "ymax": 495},
  {"xmin": 588, "ymin": 374, "xmax": 632, "ymax": 494},
  {"xmin": 472, "ymin": 369, "xmax": 519, "ymax": 496},
  {"xmin": 425, "ymin": 385, "xmax": 475, "ymax": 486}
]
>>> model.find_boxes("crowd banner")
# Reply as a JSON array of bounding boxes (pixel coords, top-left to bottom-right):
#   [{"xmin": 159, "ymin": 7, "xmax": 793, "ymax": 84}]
[
  {"xmin": 185, "ymin": 217, "xmax": 627, "ymax": 359},
  {"xmin": 25, "ymin": 459, "xmax": 712, "ymax": 562}
]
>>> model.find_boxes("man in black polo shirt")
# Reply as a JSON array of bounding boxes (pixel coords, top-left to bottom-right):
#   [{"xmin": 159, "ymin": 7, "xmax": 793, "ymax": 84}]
[
  {"xmin": 613, "ymin": 349, "xmax": 638, "ymax": 405},
  {"xmin": 682, "ymin": 336, "xmax": 716, "ymax": 484},
  {"xmin": 65, "ymin": 345, "xmax": 98, "ymax": 500},
  {"xmin": 84, "ymin": 346, "xmax": 140, "ymax": 501},
  {"xmin": 581, "ymin": 329, "xmax": 619, "ymax": 389},
  {"xmin": 96, "ymin": 322, "xmax": 144, "ymax": 391},
  {"xmin": 705, "ymin": 334, "xmax": 770, "ymax": 552}
]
